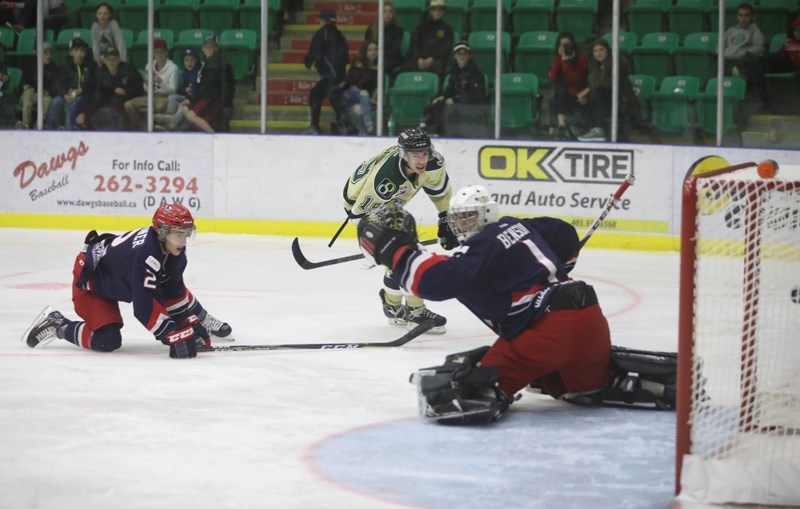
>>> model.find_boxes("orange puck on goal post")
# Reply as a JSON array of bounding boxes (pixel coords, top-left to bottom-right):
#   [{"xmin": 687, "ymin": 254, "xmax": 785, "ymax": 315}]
[{"xmin": 757, "ymin": 159, "xmax": 778, "ymax": 178}]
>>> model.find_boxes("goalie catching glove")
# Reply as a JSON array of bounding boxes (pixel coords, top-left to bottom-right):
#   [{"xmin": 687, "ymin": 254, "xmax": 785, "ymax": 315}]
[
  {"xmin": 157, "ymin": 314, "xmax": 209, "ymax": 359},
  {"xmin": 412, "ymin": 346, "xmax": 513, "ymax": 425},
  {"xmin": 357, "ymin": 203, "xmax": 419, "ymax": 268},
  {"xmin": 437, "ymin": 212, "xmax": 459, "ymax": 250}
]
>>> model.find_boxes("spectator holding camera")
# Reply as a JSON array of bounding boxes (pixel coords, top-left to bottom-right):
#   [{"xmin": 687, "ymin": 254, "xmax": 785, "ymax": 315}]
[{"xmin": 547, "ymin": 31, "xmax": 588, "ymax": 140}]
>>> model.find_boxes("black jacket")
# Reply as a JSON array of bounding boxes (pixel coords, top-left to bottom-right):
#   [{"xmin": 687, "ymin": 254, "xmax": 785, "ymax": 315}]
[
  {"xmin": 57, "ymin": 58, "xmax": 98, "ymax": 98},
  {"xmin": 305, "ymin": 22, "xmax": 349, "ymax": 80},
  {"xmin": 443, "ymin": 60, "xmax": 487, "ymax": 104},
  {"xmin": 408, "ymin": 18, "xmax": 454, "ymax": 63},
  {"xmin": 365, "ymin": 23, "xmax": 405, "ymax": 74},
  {"xmin": 21, "ymin": 60, "xmax": 61, "ymax": 97}
]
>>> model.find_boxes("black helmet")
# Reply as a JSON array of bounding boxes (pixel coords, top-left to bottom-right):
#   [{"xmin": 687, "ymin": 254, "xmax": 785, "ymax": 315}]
[{"xmin": 398, "ymin": 127, "xmax": 432, "ymax": 153}]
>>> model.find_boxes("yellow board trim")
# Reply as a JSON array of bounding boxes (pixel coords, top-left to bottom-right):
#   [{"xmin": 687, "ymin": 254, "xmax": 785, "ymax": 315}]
[{"xmin": 0, "ymin": 213, "xmax": 678, "ymax": 252}]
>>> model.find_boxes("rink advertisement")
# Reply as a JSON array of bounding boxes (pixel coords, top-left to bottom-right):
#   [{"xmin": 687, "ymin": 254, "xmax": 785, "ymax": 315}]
[{"xmin": 2, "ymin": 133, "xmax": 212, "ymax": 218}]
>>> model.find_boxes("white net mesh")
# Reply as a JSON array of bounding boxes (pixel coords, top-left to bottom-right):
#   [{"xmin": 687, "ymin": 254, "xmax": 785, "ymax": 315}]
[{"xmin": 681, "ymin": 165, "xmax": 800, "ymax": 505}]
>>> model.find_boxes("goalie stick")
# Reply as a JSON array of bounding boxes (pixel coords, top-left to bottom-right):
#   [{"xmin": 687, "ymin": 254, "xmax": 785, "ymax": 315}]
[
  {"xmin": 197, "ymin": 319, "xmax": 436, "ymax": 352},
  {"xmin": 292, "ymin": 237, "xmax": 439, "ymax": 270}
]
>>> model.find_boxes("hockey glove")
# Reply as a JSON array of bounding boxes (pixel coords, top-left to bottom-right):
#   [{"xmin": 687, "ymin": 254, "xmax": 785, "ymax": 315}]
[
  {"xmin": 158, "ymin": 315, "xmax": 208, "ymax": 358},
  {"xmin": 437, "ymin": 212, "xmax": 459, "ymax": 250},
  {"xmin": 357, "ymin": 220, "xmax": 415, "ymax": 268}
]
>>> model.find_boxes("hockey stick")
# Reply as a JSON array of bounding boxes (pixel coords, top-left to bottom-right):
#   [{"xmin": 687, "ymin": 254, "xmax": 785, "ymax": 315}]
[
  {"xmin": 327, "ymin": 216, "xmax": 350, "ymax": 248},
  {"xmin": 579, "ymin": 174, "xmax": 635, "ymax": 247},
  {"xmin": 197, "ymin": 319, "xmax": 436, "ymax": 352},
  {"xmin": 292, "ymin": 237, "xmax": 439, "ymax": 270}
]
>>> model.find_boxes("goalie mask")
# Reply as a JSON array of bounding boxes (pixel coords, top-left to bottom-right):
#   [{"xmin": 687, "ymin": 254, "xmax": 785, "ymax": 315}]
[
  {"xmin": 152, "ymin": 203, "xmax": 196, "ymax": 249},
  {"xmin": 447, "ymin": 185, "xmax": 499, "ymax": 241}
]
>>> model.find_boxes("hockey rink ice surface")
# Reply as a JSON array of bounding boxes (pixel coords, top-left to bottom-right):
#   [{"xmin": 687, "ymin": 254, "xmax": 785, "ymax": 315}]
[{"xmin": 0, "ymin": 229, "xmax": 735, "ymax": 509}]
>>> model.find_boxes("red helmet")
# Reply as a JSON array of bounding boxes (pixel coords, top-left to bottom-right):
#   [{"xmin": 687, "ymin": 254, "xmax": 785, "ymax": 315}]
[{"xmin": 152, "ymin": 204, "xmax": 194, "ymax": 237}]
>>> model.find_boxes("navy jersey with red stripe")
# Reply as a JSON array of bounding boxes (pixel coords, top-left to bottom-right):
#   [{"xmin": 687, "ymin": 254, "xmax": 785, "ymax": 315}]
[
  {"xmin": 75, "ymin": 227, "xmax": 189, "ymax": 339},
  {"xmin": 391, "ymin": 216, "xmax": 581, "ymax": 339}
]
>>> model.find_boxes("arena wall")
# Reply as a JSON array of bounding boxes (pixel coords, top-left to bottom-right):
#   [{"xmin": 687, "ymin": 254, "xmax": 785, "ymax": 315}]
[{"xmin": 1, "ymin": 131, "xmax": 798, "ymax": 251}]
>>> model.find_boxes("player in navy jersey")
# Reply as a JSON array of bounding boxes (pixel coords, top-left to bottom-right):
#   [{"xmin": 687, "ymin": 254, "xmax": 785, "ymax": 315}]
[
  {"xmin": 357, "ymin": 186, "xmax": 612, "ymax": 423},
  {"xmin": 23, "ymin": 204, "xmax": 233, "ymax": 359}
]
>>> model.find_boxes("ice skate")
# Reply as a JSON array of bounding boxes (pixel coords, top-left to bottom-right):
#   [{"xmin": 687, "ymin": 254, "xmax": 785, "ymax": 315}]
[
  {"xmin": 379, "ymin": 289, "xmax": 407, "ymax": 326},
  {"xmin": 22, "ymin": 306, "xmax": 67, "ymax": 348},
  {"xmin": 406, "ymin": 305, "xmax": 447, "ymax": 334},
  {"xmin": 198, "ymin": 310, "xmax": 234, "ymax": 341}
]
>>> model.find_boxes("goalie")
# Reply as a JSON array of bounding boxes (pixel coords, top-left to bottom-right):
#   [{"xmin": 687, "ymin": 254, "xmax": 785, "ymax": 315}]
[{"xmin": 357, "ymin": 186, "xmax": 676, "ymax": 425}]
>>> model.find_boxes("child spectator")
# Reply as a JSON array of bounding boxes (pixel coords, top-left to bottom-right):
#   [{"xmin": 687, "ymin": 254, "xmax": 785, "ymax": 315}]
[
  {"xmin": 123, "ymin": 38, "xmax": 178, "ymax": 130},
  {"xmin": 17, "ymin": 41, "xmax": 60, "ymax": 129},
  {"xmin": 420, "ymin": 41, "xmax": 487, "ymax": 136},
  {"xmin": 406, "ymin": 0, "xmax": 453, "ymax": 81},
  {"xmin": 91, "ymin": 2, "xmax": 127, "ymax": 66},
  {"xmin": 723, "ymin": 3, "xmax": 765, "ymax": 80},
  {"xmin": 547, "ymin": 31, "xmax": 589, "ymax": 140},
  {"xmin": 364, "ymin": 1, "xmax": 405, "ymax": 81},
  {"xmin": 766, "ymin": 17, "xmax": 800, "ymax": 72},
  {"xmin": 153, "ymin": 47, "xmax": 200, "ymax": 131},
  {"xmin": 180, "ymin": 34, "xmax": 235, "ymax": 132},
  {"xmin": 343, "ymin": 41, "xmax": 378, "ymax": 135},
  {"xmin": 46, "ymin": 37, "xmax": 97, "ymax": 130},
  {"xmin": 81, "ymin": 45, "xmax": 143, "ymax": 130}
]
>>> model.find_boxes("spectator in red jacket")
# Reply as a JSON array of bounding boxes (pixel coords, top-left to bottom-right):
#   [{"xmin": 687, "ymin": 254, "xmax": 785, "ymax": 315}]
[{"xmin": 547, "ymin": 31, "xmax": 589, "ymax": 140}]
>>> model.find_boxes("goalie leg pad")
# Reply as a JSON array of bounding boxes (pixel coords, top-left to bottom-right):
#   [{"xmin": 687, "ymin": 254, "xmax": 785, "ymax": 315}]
[
  {"xmin": 595, "ymin": 346, "xmax": 677, "ymax": 410},
  {"xmin": 413, "ymin": 347, "xmax": 511, "ymax": 425}
]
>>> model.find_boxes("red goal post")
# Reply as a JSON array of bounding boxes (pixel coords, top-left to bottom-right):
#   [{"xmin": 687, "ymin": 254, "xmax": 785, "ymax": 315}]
[{"xmin": 676, "ymin": 159, "xmax": 800, "ymax": 505}]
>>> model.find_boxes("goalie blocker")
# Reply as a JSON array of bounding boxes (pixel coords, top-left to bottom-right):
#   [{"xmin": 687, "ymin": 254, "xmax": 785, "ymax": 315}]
[{"xmin": 413, "ymin": 345, "xmax": 676, "ymax": 425}]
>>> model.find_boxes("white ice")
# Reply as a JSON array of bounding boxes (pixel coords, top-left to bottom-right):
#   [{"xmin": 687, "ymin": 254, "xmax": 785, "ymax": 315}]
[{"xmin": 0, "ymin": 229, "xmax": 743, "ymax": 509}]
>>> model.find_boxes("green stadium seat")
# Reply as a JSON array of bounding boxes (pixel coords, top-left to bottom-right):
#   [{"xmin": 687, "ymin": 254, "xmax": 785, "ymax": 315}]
[
  {"xmin": 199, "ymin": 0, "xmax": 238, "ymax": 37},
  {"xmin": 61, "ymin": 0, "xmax": 83, "ymax": 28},
  {"xmin": 468, "ymin": 30, "xmax": 511, "ymax": 85},
  {"xmin": 158, "ymin": 0, "xmax": 199, "ymax": 33},
  {"xmin": 631, "ymin": 31, "xmax": 679, "ymax": 82},
  {"xmin": 392, "ymin": 0, "xmax": 425, "ymax": 34},
  {"xmin": 667, "ymin": 0, "xmax": 712, "ymax": 41},
  {"xmin": 0, "ymin": 26, "xmax": 15, "ymax": 52},
  {"xmin": 79, "ymin": 0, "xmax": 120, "ymax": 29},
  {"xmin": 513, "ymin": 31, "xmax": 557, "ymax": 85},
  {"xmin": 602, "ymin": 31, "xmax": 638, "ymax": 70},
  {"xmin": 495, "ymin": 72, "xmax": 539, "ymax": 130},
  {"xmin": 628, "ymin": 73, "xmax": 657, "ymax": 123},
  {"xmin": 5, "ymin": 66, "xmax": 22, "ymax": 96},
  {"xmin": 625, "ymin": 0, "xmax": 669, "ymax": 40},
  {"xmin": 650, "ymin": 75, "xmax": 700, "ymax": 133},
  {"xmin": 554, "ymin": 0, "xmax": 598, "ymax": 43},
  {"xmin": 512, "ymin": 0, "xmax": 554, "ymax": 37},
  {"xmin": 238, "ymin": 0, "xmax": 281, "ymax": 40},
  {"xmin": 673, "ymin": 32, "xmax": 718, "ymax": 82},
  {"xmin": 695, "ymin": 76, "xmax": 746, "ymax": 133},
  {"xmin": 707, "ymin": 3, "xmax": 737, "ymax": 34},
  {"xmin": 117, "ymin": 0, "xmax": 149, "ymax": 34},
  {"xmin": 220, "ymin": 29, "xmax": 257, "ymax": 81},
  {"xmin": 443, "ymin": 0, "xmax": 468, "ymax": 40},
  {"xmin": 764, "ymin": 33, "xmax": 800, "ymax": 112},
  {"xmin": 469, "ymin": 0, "xmax": 512, "ymax": 33},
  {"xmin": 755, "ymin": 0, "xmax": 796, "ymax": 40},
  {"xmin": 389, "ymin": 71, "xmax": 439, "ymax": 131},
  {"xmin": 7, "ymin": 28, "xmax": 54, "ymax": 67},
  {"xmin": 174, "ymin": 28, "xmax": 213, "ymax": 56}
]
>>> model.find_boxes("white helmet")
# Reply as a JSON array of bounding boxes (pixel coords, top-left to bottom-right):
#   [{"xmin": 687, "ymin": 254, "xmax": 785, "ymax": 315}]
[{"xmin": 447, "ymin": 185, "xmax": 499, "ymax": 241}]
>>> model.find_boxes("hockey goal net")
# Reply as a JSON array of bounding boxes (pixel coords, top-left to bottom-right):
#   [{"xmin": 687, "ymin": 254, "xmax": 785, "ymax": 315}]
[{"xmin": 676, "ymin": 161, "xmax": 800, "ymax": 505}]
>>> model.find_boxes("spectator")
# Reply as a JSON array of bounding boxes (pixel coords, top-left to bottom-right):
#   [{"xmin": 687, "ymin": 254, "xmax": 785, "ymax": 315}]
[
  {"xmin": 420, "ymin": 41, "xmax": 487, "ymax": 136},
  {"xmin": 364, "ymin": 1, "xmax": 405, "ymax": 81},
  {"xmin": 577, "ymin": 38, "xmax": 645, "ymax": 142},
  {"xmin": 0, "ymin": 62, "xmax": 17, "ymax": 127},
  {"xmin": 17, "ymin": 41, "xmax": 60, "ymax": 129},
  {"xmin": 2, "ymin": 0, "xmax": 67, "ymax": 33},
  {"xmin": 406, "ymin": 0, "xmax": 454, "ymax": 81},
  {"xmin": 180, "ymin": 34, "xmax": 234, "ymax": 133},
  {"xmin": 91, "ymin": 1, "xmax": 127, "ymax": 66},
  {"xmin": 82, "ymin": 45, "xmax": 143, "ymax": 130},
  {"xmin": 547, "ymin": 31, "xmax": 589, "ymax": 140},
  {"xmin": 123, "ymin": 38, "xmax": 178, "ymax": 130},
  {"xmin": 723, "ymin": 3, "xmax": 765, "ymax": 81},
  {"xmin": 153, "ymin": 47, "xmax": 201, "ymax": 131},
  {"xmin": 46, "ymin": 37, "xmax": 97, "ymax": 130},
  {"xmin": 303, "ymin": 8, "xmax": 351, "ymax": 135},
  {"xmin": 766, "ymin": 17, "xmax": 800, "ymax": 73},
  {"xmin": 343, "ymin": 41, "xmax": 378, "ymax": 135}
]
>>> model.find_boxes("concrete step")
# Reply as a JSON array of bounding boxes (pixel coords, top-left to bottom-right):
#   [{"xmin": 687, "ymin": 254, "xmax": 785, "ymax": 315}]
[
  {"xmin": 233, "ymin": 104, "xmax": 335, "ymax": 121},
  {"xmin": 296, "ymin": 11, "xmax": 375, "ymax": 25},
  {"xmin": 304, "ymin": 1, "xmax": 379, "ymax": 14},
  {"xmin": 286, "ymin": 37, "xmax": 364, "ymax": 52},
  {"xmin": 270, "ymin": 48, "xmax": 358, "ymax": 64},
  {"xmin": 281, "ymin": 23, "xmax": 367, "ymax": 39}
]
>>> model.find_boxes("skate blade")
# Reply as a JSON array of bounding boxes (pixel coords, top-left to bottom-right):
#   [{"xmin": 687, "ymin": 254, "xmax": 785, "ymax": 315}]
[
  {"xmin": 408, "ymin": 323, "xmax": 446, "ymax": 335},
  {"xmin": 21, "ymin": 306, "xmax": 53, "ymax": 345},
  {"xmin": 211, "ymin": 335, "xmax": 235, "ymax": 342}
]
